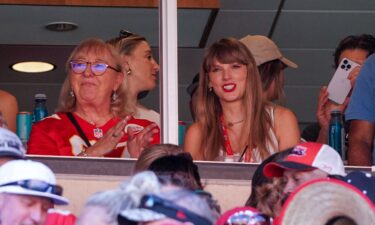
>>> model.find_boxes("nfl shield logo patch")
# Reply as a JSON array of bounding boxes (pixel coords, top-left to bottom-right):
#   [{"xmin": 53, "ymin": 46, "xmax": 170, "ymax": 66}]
[{"xmin": 93, "ymin": 128, "xmax": 103, "ymax": 138}]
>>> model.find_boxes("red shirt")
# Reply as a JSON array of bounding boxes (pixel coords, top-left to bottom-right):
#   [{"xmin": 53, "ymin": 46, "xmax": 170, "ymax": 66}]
[
  {"xmin": 27, "ymin": 112, "xmax": 160, "ymax": 157},
  {"xmin": 45, "ymin": 209, "xmax": 76, "ymax": 225}
]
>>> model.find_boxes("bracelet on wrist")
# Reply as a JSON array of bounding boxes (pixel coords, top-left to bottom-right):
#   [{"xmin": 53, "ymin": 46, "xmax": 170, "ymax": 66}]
[{"xmin": 80, "ymin": 149, "xmax": 88, "ymax": 157}]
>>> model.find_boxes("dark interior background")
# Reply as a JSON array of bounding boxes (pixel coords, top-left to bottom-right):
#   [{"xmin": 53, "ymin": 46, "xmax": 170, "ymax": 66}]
[{"xmin": 0, "ymin": 0, "xmax": 375, "ymax": 129}]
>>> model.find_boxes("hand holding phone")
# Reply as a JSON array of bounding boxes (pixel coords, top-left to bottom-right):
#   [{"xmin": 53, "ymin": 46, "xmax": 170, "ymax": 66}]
[{"xmin": 327, "ymin": 58, "xmax": 360, "ymax": 104}]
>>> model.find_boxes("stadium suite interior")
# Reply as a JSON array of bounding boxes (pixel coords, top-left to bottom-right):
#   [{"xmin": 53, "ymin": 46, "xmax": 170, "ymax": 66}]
[{"xmin": 0, "ymin": 0, "xmax": 374, "ymax": 214}]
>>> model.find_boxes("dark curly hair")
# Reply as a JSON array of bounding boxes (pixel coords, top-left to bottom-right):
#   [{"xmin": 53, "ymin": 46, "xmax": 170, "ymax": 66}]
[{"xmin": 334, "ymin": 34, "xmax": 375, "ymax": 68}]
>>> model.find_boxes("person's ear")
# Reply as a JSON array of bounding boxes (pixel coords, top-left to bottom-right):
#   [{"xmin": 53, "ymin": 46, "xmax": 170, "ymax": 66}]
[
  {"xmin": 121, "ymin": 55, "xmax": 131, "ymax": 72},
  {"xmin": 208, "ymin": 81, "xmax": 213, "ymax": 92},
  {"xmin": 124, "ymin": 62, "xmax": 132, "ymax": 76}
]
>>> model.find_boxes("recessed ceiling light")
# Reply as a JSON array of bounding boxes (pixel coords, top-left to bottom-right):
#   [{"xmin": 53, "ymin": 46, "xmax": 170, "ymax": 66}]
[
  {"xmin": 11, "ymin": 61, "xmax": 55, "ymax": 73},
  {"xmin": 45, "ymin": 22, "xmax": 78, "ymax": 32}
]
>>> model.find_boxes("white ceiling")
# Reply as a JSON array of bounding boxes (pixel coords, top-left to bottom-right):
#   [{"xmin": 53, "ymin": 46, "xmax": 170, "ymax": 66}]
[{"xmin": 1, "ymin": 0, "xmax": 375, "ymax": 123}]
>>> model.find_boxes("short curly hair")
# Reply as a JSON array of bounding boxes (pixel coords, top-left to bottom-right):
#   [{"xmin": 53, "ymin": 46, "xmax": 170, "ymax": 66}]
[{"xmin": 334, "ymin": 34, "xmax": 375, "ymax": 68}]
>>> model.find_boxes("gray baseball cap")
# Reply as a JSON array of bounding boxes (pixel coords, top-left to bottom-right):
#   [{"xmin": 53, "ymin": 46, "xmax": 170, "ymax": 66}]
[{"xmin": 0, "ymin": 127, "xmax": 25, "ymax": 159}]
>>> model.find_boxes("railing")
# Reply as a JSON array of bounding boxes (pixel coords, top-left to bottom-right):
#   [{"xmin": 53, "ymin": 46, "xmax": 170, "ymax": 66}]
[{"xmin": 29, "ymin": 155, "xmax": 374, "ymax": 180}]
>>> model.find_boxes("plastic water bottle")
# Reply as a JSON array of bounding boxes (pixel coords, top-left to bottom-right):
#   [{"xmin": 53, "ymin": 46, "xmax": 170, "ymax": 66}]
[
  {"xmin": 328, "ymin": 110, "xmax": 345, "ymax": 160},
  {"xmin": 33, "ymin": 93, "xmax": 48, "ymax": 123}
]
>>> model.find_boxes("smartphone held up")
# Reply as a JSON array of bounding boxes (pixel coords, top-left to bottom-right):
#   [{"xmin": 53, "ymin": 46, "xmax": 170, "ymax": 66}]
[{"xmin": 327, "ymin": 58, "xmax": 360, "ymax": 104}]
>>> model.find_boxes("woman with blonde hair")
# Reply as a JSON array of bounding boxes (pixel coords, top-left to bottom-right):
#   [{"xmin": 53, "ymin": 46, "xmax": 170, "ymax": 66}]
[
  {"xmin": 184, "ymin": 38, "xmax": 300, "ymax": 162},
  {"xmin": 28, "ymin": 38, "xmax": 159, "ymax": 157},
  {"xmin": 107, "ymin": 31, "xmax": 160, "ymax": 126}
]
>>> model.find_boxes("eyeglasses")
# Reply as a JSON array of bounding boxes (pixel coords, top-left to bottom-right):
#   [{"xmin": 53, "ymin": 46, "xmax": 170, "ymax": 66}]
[
  {"xmin": 119, "ymin": 29, "xmax": 133, "ymax": 38},
  {"xmin": 0, "ymin": 179, "xmax": 63, "ymax": 196},
  {"xmin": 70, "ymin": 61, "xmax": 120, "ymax": 76},
  {"xmin": 226, "ymin": 210, "xmax": 271, "ymax": 225},
  {"xmin": 140, "ymin": 194, "xmax": 212, "ymax": 225}
]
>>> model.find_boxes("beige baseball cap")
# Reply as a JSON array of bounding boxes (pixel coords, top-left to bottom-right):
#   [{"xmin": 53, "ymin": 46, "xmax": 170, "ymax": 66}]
[{"xmin": 240, "ymin": 35, "xmax": 298, "ymax": 68}]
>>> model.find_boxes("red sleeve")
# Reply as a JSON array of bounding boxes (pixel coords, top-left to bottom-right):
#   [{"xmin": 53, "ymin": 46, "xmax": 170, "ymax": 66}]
[
  {"xmin": 127, "ymin": 117, "xmax": 161, "ymax": 146},
  {"xmin": 27, "ymin": 122, "xmax": 60, "ymax": 156},
  {"xmin": 151, "ymin": 126, "xmax": 161, "ymax": 145}
]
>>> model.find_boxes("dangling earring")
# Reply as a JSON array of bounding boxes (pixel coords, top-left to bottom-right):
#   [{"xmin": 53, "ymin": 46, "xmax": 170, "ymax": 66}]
[
  {"xmin": 208, "ymin": 86, "xmax": 213, "ymax": 92},
  {"xmin": 70, "ymin": 90, "xmax": 75, "ymax": 97},
  {"xmin": 111, "ymin": 91, "xmax": 118, "ymax": 101},
  {"xmin": 125, "ymin": 62, "xmax": 132, "ymax": 75}
]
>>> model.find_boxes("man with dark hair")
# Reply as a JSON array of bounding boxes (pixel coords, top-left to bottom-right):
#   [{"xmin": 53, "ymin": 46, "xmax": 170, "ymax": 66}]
[
  {"xmin": 302, "ymin": 34, "xmax": 375, "ymax": 144},
  {"xmin": 148, "ymin": 153, "xmax": 203, "ymax": 190},
  {"xmin": 333, "ymin": 34, "xmax": 375, "ymax": 68}
]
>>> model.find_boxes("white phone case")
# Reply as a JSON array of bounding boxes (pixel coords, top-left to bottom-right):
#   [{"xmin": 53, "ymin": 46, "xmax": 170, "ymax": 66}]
[{"xmin": 327, "ymin": 58, "xmax": 360, "ymax": 104}]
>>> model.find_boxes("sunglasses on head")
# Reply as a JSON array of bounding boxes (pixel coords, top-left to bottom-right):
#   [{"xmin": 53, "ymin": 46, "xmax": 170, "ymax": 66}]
[
  {"xmin": 225, "ymin": 210, "xmax": 271, "ymax": 225},
  {"xmin": 0, "ymin": 179, "xmax": 63, "ymax": 196},
  {"xmin": 119, "ymin": 29, "xmax": 134, "ymax": 39},
  {"xmin": 70, "ymin": 60, "xmax": 120, "ymax": 76},
  {"xmin": 140, "ymin": 194, "xmax": 212, "ymax": 225}
]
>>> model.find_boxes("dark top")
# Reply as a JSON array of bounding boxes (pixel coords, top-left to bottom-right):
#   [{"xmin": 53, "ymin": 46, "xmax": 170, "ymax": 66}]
[
  {"xmin": 301, "ymin": 121, "xmax": 350, "ymax": 145},
  {"xmin": 301, "ymin": 122, "xmax": 321, "ymax": 142}
]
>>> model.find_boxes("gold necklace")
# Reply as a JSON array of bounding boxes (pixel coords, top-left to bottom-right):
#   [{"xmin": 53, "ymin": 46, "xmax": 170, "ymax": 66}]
[{"xmin": 227, "ymin": 119, "xmax": 244, "ymax": 127}]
